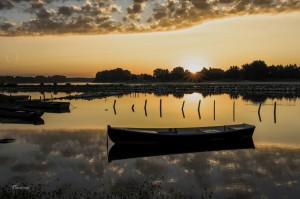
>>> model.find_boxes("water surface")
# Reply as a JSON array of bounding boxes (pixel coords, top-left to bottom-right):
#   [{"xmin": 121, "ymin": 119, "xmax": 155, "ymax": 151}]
[{"xmin": 0, "ymin": 92, "xmax": 299, "ymax": 198}]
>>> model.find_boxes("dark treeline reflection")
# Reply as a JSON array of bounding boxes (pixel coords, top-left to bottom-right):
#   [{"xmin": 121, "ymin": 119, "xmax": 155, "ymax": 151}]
[
  {"xmin": 95, "ymin": 60, "xmax": 300, "ymax": 82},
  {"xmin": 151, "ymin": 91, "xmax": 299, "ymax": 103},
  {"xmin": 0, "ymin": 129, "xmax": 299, "ymax": 198}
]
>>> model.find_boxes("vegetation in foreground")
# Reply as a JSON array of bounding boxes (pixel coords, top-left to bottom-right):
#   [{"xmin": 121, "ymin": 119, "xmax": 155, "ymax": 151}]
[{"xmin": 0, "ymin": 176, "xmax": 221, "ymax": 199}]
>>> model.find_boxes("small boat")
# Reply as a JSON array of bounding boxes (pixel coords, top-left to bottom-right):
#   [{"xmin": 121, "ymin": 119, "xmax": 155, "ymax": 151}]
[
  {"xmin": 0, "ymin": 107, "xmax": 44, "ymax": 119},
  {"xmin": 107, "ymin": 123, "xmax": 255, "ymax": 145},
  {"xmin": 22, "ymin": 100, "xmax": 70, "ymax": 111},
  {"xmin": 2, "ymin": 94, "xmax": 30, "ymax": 101},
  {"xmin": 108, "ymin": 138, "xmax": 255, "ymax": 162},
  {"xmin": 0, "ymin": 94, "xmax": 29, "ymax": 103}
]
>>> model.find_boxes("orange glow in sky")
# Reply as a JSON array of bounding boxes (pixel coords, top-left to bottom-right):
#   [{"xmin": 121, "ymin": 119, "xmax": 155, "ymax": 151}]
[{"xmin": 1, "ymin": 13, "xmax": 300, "ymax": 77}]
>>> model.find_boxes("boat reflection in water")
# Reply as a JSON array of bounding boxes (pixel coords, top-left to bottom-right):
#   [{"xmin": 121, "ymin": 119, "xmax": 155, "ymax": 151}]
[
  {"xmin": 108, "ymin": 138, "xmax": 255, "ymax": 162},
  {"xmin": 0, "ymin": 138, "xmax": 16, "ymax": 144},
  {"xmin": 0, "ymin": 117, "xmax": 45, "ymax": 125}
]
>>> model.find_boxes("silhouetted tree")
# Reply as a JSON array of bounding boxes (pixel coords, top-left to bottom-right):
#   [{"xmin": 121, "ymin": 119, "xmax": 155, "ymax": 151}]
[
  {"xmin": 153, "ymin": 68, "xmax": 170, "ymax": 82},
  {"xmin": 94, "ymin": 68, "xmax": 132, "ymax": 82},
  {"xmin": 283, "ymin": 64, "xmax": 299, "ymax": 79},
  {"xmin": 197, "ymin": 67, "xmax": 209, "ymax": 81},
  {"xmin": 242, "ymin": 60, "xmax": 268, "ymax": 80},
  {"xmin": 268, "ymin": 65, "xmax": 282, "ymax": 79},
  {"xmin": 225, "ymin": 66, "xmax": 241, "ymax": 79},
  {"xmin": 170, "ymin": 66, "xmax": 185, "ymax": 81},
  {"xmin": 206, "ymin": 68, "xmax": 225, "ymax": 80},
  {"xmin": 138, "ymin": 74, "xmax": 154, "ymax": 82}
]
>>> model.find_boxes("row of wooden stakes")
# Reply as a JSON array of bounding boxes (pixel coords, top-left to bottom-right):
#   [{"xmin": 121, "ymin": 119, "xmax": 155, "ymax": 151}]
[{"xmin": 112, "ymin": 99, "xmax": 277, "ymax": 123}]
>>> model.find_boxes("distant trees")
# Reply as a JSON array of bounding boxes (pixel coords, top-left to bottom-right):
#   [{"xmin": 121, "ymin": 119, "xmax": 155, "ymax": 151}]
[
  {"xmin": 93, "ymin": 60, "xmax": 300, "ymax": 82},
  {"xmin": 153, "ymin": 69, "xmax": 170, "ymax": 82},
  {"xmin": 95, "ymin": 68, "xmax": 132, "ymax": 82},
  {"xmin": 0, "ymin": 75, "xmax": 93, "ymax": 84},
  {"xmin": 242, "ymin": 60, "xmax": 268, "ymax": 80},
  {"xmin": 205, "ymin": 68, "xmax": 225, "ymax": 81},
  {"xmin": 225, "ymin": 66, "xmax": 241, "ymax": 80},
  {"xmin": 170, "ymin": 67, "xmax": 185, "ymax": 81},
  {"xmin": 2, "ymin": 60, "xmax": 299, "ymax": 84},
  {"xmin": 0, "ymin": 75, "xmax": 67, "ymax": 83},
  {"xmin": 240, "ymin": 61, "xmax": 300, "ymax": 80}
]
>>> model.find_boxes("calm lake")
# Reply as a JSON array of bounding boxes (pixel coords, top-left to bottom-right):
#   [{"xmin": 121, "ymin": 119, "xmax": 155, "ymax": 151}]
[{"xmin": 0, "ymin": 92, "xmax": 299, "ymax": 198}]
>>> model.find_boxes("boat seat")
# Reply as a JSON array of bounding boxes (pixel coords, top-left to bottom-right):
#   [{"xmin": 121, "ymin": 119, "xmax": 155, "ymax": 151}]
[
  {"xmin": 202, "ymin": 129, "xmax": 220, "ymax": 133},
  {"xmin": 227, "ymin": 126, "xmax": 245, "ymax": 130},
  {"xmin": 129, "ymin": 130, "xmax": 157, "ymax": 134}
]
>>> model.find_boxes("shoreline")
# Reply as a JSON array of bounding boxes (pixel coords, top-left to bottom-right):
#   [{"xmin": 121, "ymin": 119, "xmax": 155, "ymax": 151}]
[{"xmin": 1, "ymin": 82, "xmax": 300, "ymax": 101}]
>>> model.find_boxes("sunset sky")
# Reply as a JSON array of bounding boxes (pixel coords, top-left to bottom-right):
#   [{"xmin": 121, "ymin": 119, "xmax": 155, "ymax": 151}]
[{"xmin": 0, "ymin": 0, "xmax": 300, "ymax": 77}]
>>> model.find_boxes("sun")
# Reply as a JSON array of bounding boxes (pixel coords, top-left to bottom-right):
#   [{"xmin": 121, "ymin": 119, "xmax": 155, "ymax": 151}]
[
  {"xmin": 180, "ymin": 58, "xmax": 207, "ymax": 73},
  {"xmin": 185, "ymin": 65, "xmax": 203, "ymax": 73}
]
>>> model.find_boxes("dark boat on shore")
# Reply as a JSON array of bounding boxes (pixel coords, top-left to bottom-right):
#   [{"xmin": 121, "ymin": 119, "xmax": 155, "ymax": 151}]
[
  {"xmin": 108, "ymin": 137, "xmax": 255, "ymax": 162},
  {"xmin": 107, "ymin": 123, "xmax": 255, "ymax": 145},
  {"xmin": 0, "ymin": 107, "xmax": 44, "ymax": 119},
  {"xmin": 22, "ymin": 100, "xmax": 70, "ymax": 112}
]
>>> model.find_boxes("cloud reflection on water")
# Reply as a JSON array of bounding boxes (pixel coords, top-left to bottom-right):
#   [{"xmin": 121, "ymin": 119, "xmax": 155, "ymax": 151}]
[{"xmin": 0, "ymin": 128, "xmax": 299, "ymax": 198}]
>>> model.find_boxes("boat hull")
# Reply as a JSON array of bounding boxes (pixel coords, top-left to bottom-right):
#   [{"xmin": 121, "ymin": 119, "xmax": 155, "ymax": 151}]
[
  {"xmin": 22, "ymin": 101, "xmax": 70, "ymax": 112},
  {"xmin": 0, "ymin": 107, "xmax": 44, "ymax": 120},
  {"xmin": 108, "ymin": 137, "xmax": 255, "ymax": 162},
  {"xmin": 107, "ymin": 124, "xmax": 255, "ymax": 145}
]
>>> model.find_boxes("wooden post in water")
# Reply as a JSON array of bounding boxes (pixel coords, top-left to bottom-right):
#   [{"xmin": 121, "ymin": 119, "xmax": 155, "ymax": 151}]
[
  {"xmin": 43, "ymin": 94, "xmax": 46, "ymax": 102},
  {"xmin": 233, "ymin": 101, "xmax": 235, "ymax": 122},
  {"xmin": 144, "ymin": 99, "xmax": 147, "ymax": 110},
  {"xmin": 198, "ymin": 100, "xmax": 201, "ymax": 119},
  {"xmin": 113, "ymin": 100, "xmax": 116, "ymax": 109},
  {"xmin": 132, "ymin": 104, "xmax": 135, "ymax": 112},
  {"xmin": 213, "ymin": 100, "xmax": 216, "ymax": 121},
  {"xmin": 160, "ymin": 99, "xmax": 162, "ymax": 118},
  {"xmin": 258, "ymin": 103, "xmax": 262, "ymax": 122},
  {"xmin": 113, "ymin": 100, "xmax": 116, "ymax": 115},
  {"xmin": 144, "ymin": 99, "xmax": 148, "ymax": 117},
  {"xmin": 181, "ymin": 100, "xmax": 185, "ymax": 119},
  {"xmin": 274, "ymin": 102, "xmax": 277, "ymax": 124}
]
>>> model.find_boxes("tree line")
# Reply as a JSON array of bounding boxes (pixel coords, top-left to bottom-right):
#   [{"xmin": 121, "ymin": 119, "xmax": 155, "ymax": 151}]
[
  {"xmin": 94, "ymin": 60, "xmax": 300, "ymax": 82},
  {"xmin": 0, "ymin": 75, "xmax": 93, "ymax": 84}
]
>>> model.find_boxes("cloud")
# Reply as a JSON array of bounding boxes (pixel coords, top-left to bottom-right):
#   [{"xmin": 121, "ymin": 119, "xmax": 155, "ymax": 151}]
[
  {"xmin": 0, "ymin": 22, "xmax": 14, "ymax": 30},
  {"xmin": 0, "ymin": 0, "xmax": 300, "ymax": 36},
  {"xmin": 58, "ymin": 6, "xmax": 75, "ymax": 16},
  {"xmin": 0, "ymin": 0, "xmax": 14, "ymax": 10}
]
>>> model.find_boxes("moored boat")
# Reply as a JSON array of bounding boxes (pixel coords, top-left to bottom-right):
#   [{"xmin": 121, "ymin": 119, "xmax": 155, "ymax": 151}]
[
  {"xmin": 107, "ymin": 123, "xmax": 255, "ymax": 145},
  {"xmin": 22, "ymin": 100, "xmax": 70, "ymax": 111},
  {"xmin": 1, "ymin": 94, "xmax": 30, "ymax": 101},
  {"xmin": 0, "ymin": 107, "xmax": 44, "ymax": 119}
]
